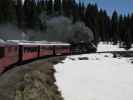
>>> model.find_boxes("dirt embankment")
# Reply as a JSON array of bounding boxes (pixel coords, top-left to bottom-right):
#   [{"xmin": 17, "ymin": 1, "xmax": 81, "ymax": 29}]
[{"xmin": 0, "ymin": 57, "xmax": 65, "ymax": 100}]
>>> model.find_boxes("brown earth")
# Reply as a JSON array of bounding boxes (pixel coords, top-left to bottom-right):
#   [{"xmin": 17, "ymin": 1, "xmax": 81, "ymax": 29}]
[{"xmin": 0, "ymin": 57, "xmax": 65, "ymax": 100}]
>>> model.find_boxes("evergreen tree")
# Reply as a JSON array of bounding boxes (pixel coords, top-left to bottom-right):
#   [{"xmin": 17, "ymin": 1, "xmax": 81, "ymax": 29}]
[
  {"xmin": 78, "ymin": 2, "xmax": 85, "ymax": 21},
  {"xmin": 72, "ymin": 0, "xmax": 79, "ymax": 23},
  {"xmin": 23, "ymin": 0, "xmax": 37, "ymax": 28},
  {"xmin": 16, "ymin": 0, "xmax": 23, "ymax": 27},
  {"xmin": 118, "ymin": 15, "xmax": 125, "ymax": 41},
  {"xmin": 98, "ymin": 9, "xmax": 106, "ymax": 41},
  {"xmin": 124, "ymin": 29, "xmax": 132, "ymax": 50},
  {"xmin": 46, "ymin": 0, "xmax": 53, "ymax": 15},
  {"xmin": 111, "ymin": 11, "xmax": 119, "ymax": 42},
  {"xmin": 0, "ymin": 0, "xmax": 15, "ymax": 22},
  {"xmin": 62, "ymin": 0, "xmax": 68, "ymax": 16},
  {"xmin": 84, "ymin": 4, "xmax": 99, "ymax": 43},
  {"xmin": 54, "ymin": 0, "xmax": 61, "ymax": 14},
  {"xmin": 131, "ymin": 14, "xmax": 133, "ymax": 42},
  {"xmin": 36, "ymin": 0, "xmax": 46, "ymax": 13},
  {"xmin": 99, "ymin": 10, "xmax": 111, "ymax": 41},
  {"xmin": 62, "ymin": 0, "xmax": 73, "ymax": 16}
]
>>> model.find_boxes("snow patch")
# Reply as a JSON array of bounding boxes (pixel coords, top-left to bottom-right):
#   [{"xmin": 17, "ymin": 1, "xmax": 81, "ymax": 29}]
[
  {"xmin": 54, "ymin": 53, "xmax": 133, "ymax": 100},
  {"xmin": 97, "ymin": 42, "xmax": 133, "ymax": 52}
]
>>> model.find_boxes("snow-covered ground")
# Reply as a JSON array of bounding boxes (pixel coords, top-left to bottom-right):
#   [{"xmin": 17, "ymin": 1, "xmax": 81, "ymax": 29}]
[
  {"xmin": 54, "ymin": 42, "xmax": 133, "ymax": 100},
  {"xmin": 97, "ymin": 42, "xmax": 133, "ymax": 52}
]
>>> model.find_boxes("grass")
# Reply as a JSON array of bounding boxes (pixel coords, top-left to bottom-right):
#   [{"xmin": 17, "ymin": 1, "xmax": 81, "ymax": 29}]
[{"xmin": 0, "ymin": 56, "xmax": 65, "ymax": 100}]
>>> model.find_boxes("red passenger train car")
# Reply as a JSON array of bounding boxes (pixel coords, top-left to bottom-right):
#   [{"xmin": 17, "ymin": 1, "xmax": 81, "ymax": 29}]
[
  {"xmin": 0, "ymin": 41, "xmax": 19, "ymax": 72},
  {"xmin": 39, "ymin": 44, "xmax": 54, "ymax": 57},
  {"xmin": 18, "ymin": 43, "xmax": 39, "ymax": 61},
  {"xmin": 0, "ymin": 40, "xmax": 71, "ymax": 73}
]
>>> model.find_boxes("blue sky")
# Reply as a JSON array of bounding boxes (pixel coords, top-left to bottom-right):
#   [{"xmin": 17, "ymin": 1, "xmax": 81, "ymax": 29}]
[{"xmin": 76, "ymin": 0, "xmax": 133, "ymax": 16}]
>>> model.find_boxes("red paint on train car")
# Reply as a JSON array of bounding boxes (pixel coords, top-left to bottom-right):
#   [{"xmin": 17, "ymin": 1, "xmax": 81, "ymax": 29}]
[
  {"xmin": 22, "ymin": 52, "xmax": 38, "ymax": 61},
  {"xmin": 0, "ymin": 41, "xmax": 71, "ymax": 73},
  {"xmin": 21, "ymin": 45, "xmax": 39, "ymax": 61},
  {"xmin": 39, "ymin": 46, "xmax": 54, "ymax": 57},
  {"xmin": 0, "ymin": 58, "xmax": 7, "ymax": 72},
  {"xmin": 4, "ymin": 46, "xmax": 19, "ymax": 70},
  {"xmin": 0, "ymin": 45, "xmax": 19, "ymax": 72},
  {"xmin": 40, "ymin": 50, "xmax": 53, "ymax": 57},
  {"xmin": 5, "ymin": 46, "xmax": 19, "ymax": 61}
]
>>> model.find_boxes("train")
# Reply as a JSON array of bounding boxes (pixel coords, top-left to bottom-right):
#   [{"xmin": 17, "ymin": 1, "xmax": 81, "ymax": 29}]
[
  {"xmin": 70, "ymin": 41, "xmax": 97, "ymax": 54},
  {"xmin": 0, "ymin": 40, "xmax": 71, "ymax": 73},
  {"xmin": 0, "ymin": 40, "xmax": 97, "ymax": 73}
]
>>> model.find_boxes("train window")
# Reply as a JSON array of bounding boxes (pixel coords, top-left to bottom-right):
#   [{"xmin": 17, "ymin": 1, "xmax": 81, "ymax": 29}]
[
  {"xmin": 41, "ymin": 47, "xmax": 46, "ymax": 50},
  {"xmin": 24, "ymin": 47, "xmax": 38, "ymax": 53},
  {"xmin": 32, "ymin": 47, "xmax": 37, "ymax": 52},
  {"xmin": 24, "ymin": 47, "xmax": 29, "ymax": 53},
  {"xmin": 42, "ymin": 46, "xmax": 47, "ymax": 50},
  {"xmin": 48, "ymin": 46, "xmax": 53, "ymax": 49},
  {"xmin": 0, "ymin": 47, "xmax": 4, "ymax": 58},
  {"xmin": 41, "ymin": 46, "xmax": 53, "ymax": 50}
]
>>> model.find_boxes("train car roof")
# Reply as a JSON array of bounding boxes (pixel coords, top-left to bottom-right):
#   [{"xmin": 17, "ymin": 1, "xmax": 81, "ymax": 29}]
[
  {"xmin": 0, "ymin": 39, "xmax": 5, "ymax": 43},
  {"xmin": 48, "ymin": 42, "xmax": 70, "ymax": 46},
  {"xmin": 6, "ymin": 40, "xmax": 70, "ymax": 46},
  {"xmin": 34, "ymin": 41, "xmax": 70, "ymax": 46},
  {"xmin": 7, "ymin": 40, "xmax": 38, "ymax": 46},
  {"xmin": 0, "ymin": 39, "xmax": 17, "ymax": 46},
  {"xmin": 0, "ymin": 39, "xmax": 6, "ymax": 46}
]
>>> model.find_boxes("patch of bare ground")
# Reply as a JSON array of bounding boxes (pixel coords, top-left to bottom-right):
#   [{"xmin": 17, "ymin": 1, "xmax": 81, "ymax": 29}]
[{"xmin": 0, "ymin": 57, "xmax": 65, "ymax": 100}]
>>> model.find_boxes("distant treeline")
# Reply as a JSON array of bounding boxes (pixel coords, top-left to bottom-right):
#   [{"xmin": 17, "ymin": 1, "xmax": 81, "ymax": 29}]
[{"xmin": 0, "ymin": 0, "xmax": 133, "ymax": 48}]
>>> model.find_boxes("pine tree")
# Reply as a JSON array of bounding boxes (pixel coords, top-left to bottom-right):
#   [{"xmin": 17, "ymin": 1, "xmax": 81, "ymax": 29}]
[
  {"xmin": 124, "ymin": 28, "xmax": 132, "ymax": 49},
  {"xmin": 111, "ymin": 11, "xmax": 119, "ymax": 42},
  {"xmin": 98, "ymin": 10, "xmax": 111, "ymax": 41},
  {"xmin": 118, "ymin": 15, "xmax": 124, "ymax": 41},
  {"xmin": 0, "ymin": 0, "xmax": 15, "ymax": 22},
  {"xmin": 46, "ymin": 0, "xmax": 53, "ymax": 15},
  {"xmin": 79, "ymin": 2, "xmax": 85, "ymax": 21},
  {"xmin": 62, "ymin": 0, "xmax": 74, "ymax": 16},
  {"xmin": 84, "ymin": 4, "xmax": 99, "ymax": 42},
  {"xmin": 36, "ymin": 0, "xmax": 46, "ymax": 13},
  {"xmin": 54, "ymin": 0, "xmax": 61, "ymax": 14},
  {"xmin": 98, "ymin": 9, "xmax": 105, "ymax": 41},
  {"xmin": 131, "ymin": 14, "xmax": 133, "ymax": 42},
  {"xmin": 23, "ymin": 0, "xmax": 37, "ymax": 28},
  {"xmin": 62, "ymin": 0, "xmax": 68, "ymax": 16},
  {"xmin": 16, "ymin": 0, "xmax": 23, "ymax": 28},
  {"xmin": 72, "ymin": 0, "xmax": 79, "ymax": 23}
]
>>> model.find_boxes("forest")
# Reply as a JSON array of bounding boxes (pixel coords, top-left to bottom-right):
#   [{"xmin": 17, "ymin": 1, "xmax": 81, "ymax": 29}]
[{"xmin": 0, "ymin": 0, "xmax": 133, "ymax": 48}]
